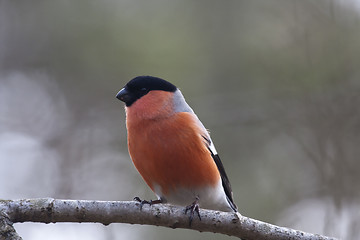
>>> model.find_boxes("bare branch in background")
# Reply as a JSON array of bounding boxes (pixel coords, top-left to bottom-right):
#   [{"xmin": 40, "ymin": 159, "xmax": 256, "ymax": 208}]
[{"xmin": 0, "ymin": 198, "xmax": 336, "ymax": 240}]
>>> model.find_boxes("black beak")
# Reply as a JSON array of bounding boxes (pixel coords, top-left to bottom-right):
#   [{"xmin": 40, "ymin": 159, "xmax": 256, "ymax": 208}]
[{"xmin": 116, "ymin": 88, "xmax": 130, "ymax": 103}]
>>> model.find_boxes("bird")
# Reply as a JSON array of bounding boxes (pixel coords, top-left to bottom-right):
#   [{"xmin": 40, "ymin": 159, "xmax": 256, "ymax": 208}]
[{"xmin": 116, "ymin": 76, "xmax": 237, "ymax": 223}]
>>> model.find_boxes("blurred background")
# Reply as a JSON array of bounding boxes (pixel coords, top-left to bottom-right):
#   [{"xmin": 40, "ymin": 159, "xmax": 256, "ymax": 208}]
[{"xmin": 1, "ymin": 0, "xmax": 360, "ymax": 239}]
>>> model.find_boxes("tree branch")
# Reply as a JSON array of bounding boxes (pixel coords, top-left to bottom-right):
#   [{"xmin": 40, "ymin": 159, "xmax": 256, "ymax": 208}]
[
  {"xmin": 0, "ymin": 208, "xmax": 22, "ymax": 240},
  {"xmin": 0, "ymin": 198, "xmax": 336, "ymax": 240}
]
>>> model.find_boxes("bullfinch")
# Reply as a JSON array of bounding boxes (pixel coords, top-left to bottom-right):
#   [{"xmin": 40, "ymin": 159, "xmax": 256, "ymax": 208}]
[{"xmin": 116, "ymin": 76, "xmax": 237, "ymax": 223}]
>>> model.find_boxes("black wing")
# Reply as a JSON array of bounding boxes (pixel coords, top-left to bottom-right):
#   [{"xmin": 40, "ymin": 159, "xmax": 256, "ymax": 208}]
[{"xmin": 203, "ymin": 136, "xmax": 237, "ymax": 212}]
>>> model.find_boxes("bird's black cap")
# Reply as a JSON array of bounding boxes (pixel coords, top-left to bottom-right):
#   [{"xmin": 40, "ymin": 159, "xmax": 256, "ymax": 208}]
[{"xmin": 116, "ymin": 76, "xmax": 177, "ymax": 107}]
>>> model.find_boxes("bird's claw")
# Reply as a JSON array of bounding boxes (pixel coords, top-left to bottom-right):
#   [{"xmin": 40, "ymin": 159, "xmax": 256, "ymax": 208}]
[
  {"xmin": 185, "ymin": 197, "xmax": 201, "ymax": 226},
  {"xmin": 133, "ymin": 197, "xmax": 162, "ymax": 210}
]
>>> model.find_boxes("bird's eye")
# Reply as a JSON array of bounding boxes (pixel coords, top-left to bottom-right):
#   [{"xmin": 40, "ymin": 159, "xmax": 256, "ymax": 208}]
[{"xmin": 140, "ymin": 88, "xmax": 148, "ymax": 93}]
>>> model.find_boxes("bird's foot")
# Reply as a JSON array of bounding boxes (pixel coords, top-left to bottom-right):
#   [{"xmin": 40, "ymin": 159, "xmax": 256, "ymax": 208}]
[
  {"xmin": 133, "ymin": 197, "xmax": 162, "ymax": 210},
  {"xmin": 185, "ymin": 197, "xmax": 201, "ymax": 226}
]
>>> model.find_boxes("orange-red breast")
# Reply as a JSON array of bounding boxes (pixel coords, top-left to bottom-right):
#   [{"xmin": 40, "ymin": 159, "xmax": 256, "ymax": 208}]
[{"xmin": 116, "ymin": 76, "xmax": 237, "ymax": 219}]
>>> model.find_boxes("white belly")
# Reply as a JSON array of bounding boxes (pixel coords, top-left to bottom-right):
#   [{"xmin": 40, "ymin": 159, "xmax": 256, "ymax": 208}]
[{"xmin": 153, "ymin": 179, "xmax": 233, "ymax": 212}]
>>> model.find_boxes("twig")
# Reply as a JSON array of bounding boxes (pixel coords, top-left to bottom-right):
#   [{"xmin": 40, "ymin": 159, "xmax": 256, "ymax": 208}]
[
  {"xmin": 0, "ymin": 208, "xmax": 22, "ymax": 240},
  {"xmin": 0, "ymin": 198, "xmax": 337, "ymax": 240}
]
